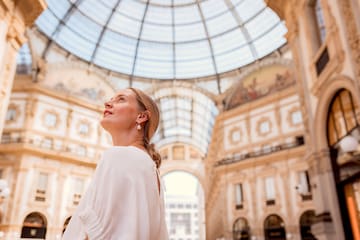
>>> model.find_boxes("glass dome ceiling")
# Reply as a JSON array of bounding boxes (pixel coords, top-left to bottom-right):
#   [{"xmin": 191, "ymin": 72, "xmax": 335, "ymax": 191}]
[{"xmin": 35, "ymin": 0, "xmax": 287, "ymax": 80}]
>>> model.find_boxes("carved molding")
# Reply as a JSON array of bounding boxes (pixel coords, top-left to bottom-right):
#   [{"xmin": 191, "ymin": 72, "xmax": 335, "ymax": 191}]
[
  {"xmin": 4, "ymin": 102, "xmax": 20, "ymax": 123},
  {"xmin": 0, "ymin": 1, "xmax": 11, "ymax": 20},
  {"xmin": 228, "ymin": 126, "xmax": 242, "ymax": 145},
  {"xmin": 287, "ymin": 106, "xmax": 302, "ymax": 127},
  {"xmin": 308, "ymin": 149, "xmax": 332, "ymax": 175},
  {"xmin": 265, "ymin": 0, "xmax": 288, "ymax": 19},
  {"xmin": 15, "ymin": 0, "xmax": 47, "ymax": 26},
  {"xmin": 256, "ymin": 117, "xmax": 273, "ymax": 137}
]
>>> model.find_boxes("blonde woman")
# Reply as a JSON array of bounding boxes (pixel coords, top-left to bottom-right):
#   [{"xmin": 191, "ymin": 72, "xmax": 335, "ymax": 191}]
[{"xmin": 63, "ymin": 88, "xmax": 168, "ymax": 240}]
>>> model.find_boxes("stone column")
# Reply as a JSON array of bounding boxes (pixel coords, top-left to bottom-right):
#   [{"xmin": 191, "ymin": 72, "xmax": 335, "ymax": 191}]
[{"xmin": 0, "ymin": 0, "xmax": 46, "ymax": 136}]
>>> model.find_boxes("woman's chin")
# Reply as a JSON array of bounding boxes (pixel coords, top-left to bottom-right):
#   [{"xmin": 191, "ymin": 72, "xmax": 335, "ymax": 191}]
[{"xmin": 100, "ymin": 119, "xmax": 111, "ymax": 131}]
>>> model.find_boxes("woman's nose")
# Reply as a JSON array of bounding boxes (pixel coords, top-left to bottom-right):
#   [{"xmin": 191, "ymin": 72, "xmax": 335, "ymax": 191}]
[{"xmin": 104, "ymin": 101, "xmax": 112, "ymax": 108}]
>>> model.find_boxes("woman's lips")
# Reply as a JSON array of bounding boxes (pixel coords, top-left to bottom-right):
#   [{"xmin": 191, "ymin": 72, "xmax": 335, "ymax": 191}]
[{"xmin": 103, "ymin": 110, "xmax": 112, "ymax": 117}]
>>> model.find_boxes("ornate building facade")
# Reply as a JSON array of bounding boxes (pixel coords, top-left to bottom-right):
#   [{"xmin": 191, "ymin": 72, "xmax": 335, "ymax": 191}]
[{"xmin": 206, "ymin": 0, "xmax": 360, "ymax": 239}]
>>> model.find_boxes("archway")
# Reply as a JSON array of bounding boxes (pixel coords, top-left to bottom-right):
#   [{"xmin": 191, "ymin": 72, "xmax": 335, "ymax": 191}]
[
  {"xmin": 20, "ymin": 212, "xmax": 47, "ymax": 239},
  {"xmin": 327, "ymin": 88, "xmax": 360, "ymax": 239},
  {"xmin": 233, "ymin": 217, "xmax": 250, "ymax": 240},
  {"xmin": 162, "ymin": 170, "xmax": 205, "ymax": 240},
  {"xmin": 263, "ymin": 214, "xmax": 286, "ymax": 240},
  {"xmin": 299, "ymin": 210, "xmax": 317, "ymax": 240}
]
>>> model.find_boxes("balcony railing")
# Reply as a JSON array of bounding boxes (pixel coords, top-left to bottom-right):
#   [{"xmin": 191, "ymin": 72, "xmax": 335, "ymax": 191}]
[
  {"xmin": 215, "ymin": 136, "xmax": 305, "ymax": 166},
  {"xmin": 0, "ymin": 135, "xmax": 98, "ymax": 160}
]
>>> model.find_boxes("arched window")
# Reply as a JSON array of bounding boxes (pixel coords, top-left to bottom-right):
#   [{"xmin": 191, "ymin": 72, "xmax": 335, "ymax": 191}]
[
  {"xmin": 299, "ymin": 210, "xmax": 317, "ymax": 240},
  {"xmin": 327, "ymin": 89, "xmax": 358, "ymax": 147},
  {"xmin": 16, "ymin": 43, "xmax": 32, "ymax": 75},
  {"xmin": 21, "ymin": 212, "xmax": 47, "ymax": 239},
  {"xmin": 314, "ymin": 0, "xmax": 326, "ymax": 43},
  {"xmin": 233, "ymin": 217, "xmax": 250, "ymax": 240},
  {"xmin": 307, "ymin": 0, "xmax": 327, "ymax": 51},
  {"xmin": 264, "ymin": 214, "xmax": 286, "ymax": 240}
]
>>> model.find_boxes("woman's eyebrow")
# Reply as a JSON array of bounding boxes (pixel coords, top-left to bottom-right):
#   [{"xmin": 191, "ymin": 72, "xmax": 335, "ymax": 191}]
[{"xmin": 114, "ymin": 94, "xmax": 127, "ymax": 99}]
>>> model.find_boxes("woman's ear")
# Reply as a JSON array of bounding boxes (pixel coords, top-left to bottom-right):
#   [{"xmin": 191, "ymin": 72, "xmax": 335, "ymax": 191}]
[{"xmin": 136, "ymin": 110, "xmax": 151, "ymax": 124}]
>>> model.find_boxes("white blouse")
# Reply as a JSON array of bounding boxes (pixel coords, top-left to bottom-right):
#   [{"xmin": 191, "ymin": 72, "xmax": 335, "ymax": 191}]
[{"xmin": 62, "ymin": 146, "xmax": 169, "ymax": 240}]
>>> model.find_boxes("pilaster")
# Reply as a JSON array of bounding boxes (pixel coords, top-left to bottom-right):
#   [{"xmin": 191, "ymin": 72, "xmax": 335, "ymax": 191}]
[
  {"xmin": 307, "ymin": 150, "xmax": 345, "ymax": 240},
  {"xmin": 0, "ymin": 0, "xmax": 46, "ymax": 136}
]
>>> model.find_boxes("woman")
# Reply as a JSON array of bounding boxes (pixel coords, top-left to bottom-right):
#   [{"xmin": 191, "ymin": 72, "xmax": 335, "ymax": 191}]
[{"xmin": 62, "ymin": 88, "xmax": 169, "ymax": 240}]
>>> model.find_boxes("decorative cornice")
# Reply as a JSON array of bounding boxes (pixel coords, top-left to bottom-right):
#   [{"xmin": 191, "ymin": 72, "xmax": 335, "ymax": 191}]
[
  {"xmin": 12, "ymin": 77, "xmax": 104, "ymax": 112},
  {"xmin": 15, "ymin": 0, "xmax": 47, "ymax": 26},
  {"xmin": 0, "ymin": 0, "xmax": 13, "ymax": 20},
  {"xmin": 265, "ymin": 0, "xmax": 288, "ymax": 20},
  {"xmin": 338, "ymin": 0, "xmax": 360, "ymax": 79}
]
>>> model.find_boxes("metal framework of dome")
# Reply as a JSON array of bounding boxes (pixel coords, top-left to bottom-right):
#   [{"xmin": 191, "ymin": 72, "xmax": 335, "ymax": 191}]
[{"xmin": 36, "ymin": 0, "xmax": 287, "ymax": 80}]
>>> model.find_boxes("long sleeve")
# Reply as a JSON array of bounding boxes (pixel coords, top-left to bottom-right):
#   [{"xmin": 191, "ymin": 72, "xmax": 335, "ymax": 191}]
[{"xmin": 62, "ymin": 146, "xmax": 168, "ymax": 240}]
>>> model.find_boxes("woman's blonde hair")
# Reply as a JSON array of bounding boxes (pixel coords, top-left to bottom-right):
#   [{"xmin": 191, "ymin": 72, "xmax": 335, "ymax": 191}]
[{"xmin": 129, "ymin": 88, "xmax": 162, "ymax": 168}]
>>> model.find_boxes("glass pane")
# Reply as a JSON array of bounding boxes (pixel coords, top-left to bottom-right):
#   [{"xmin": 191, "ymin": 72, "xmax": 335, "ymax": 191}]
[
  {"xmin": 78, "ymin": 0, "xmax": 112, "ymax": 25},
  {"xmin": 107, "ymin": 12, "xmax": 141, "ymax": 38},
  {"xmin": 174, "ymin": 4, "xmax": 201, "ymax": 25},
  {"xmin": 35, "ymin": 10, "xmax": 60, "ymax": 36},
  {"xmin": 328, "ymin": 114, "xmax": 337, "ymax": 146},
  {"xmin": 200, "ymin": 0, "xmax": 228, "ymax": 19},
  {"xmin": 340, "ymin": 91, "xmax": 357, "ymax": 131},
  {"xmin": 332, "ymin": 98, "xmax": 347, "ymax": 139},
  {"xmin": 48, "ymin": 0, "xmax": 71, "ymax": 19},
  {"xmin": 235, "ymin": 184, "xmax": 243, "ymax": 204}
]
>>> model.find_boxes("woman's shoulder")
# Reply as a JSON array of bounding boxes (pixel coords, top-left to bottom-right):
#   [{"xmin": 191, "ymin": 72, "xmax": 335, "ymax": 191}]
[
  {"xmin": 101, "ymin": 146, "xmax": 155, "ymax": 170},
  {"xmin": 104, "ymin": 146, "xmax": 149, "ymax": 158}
]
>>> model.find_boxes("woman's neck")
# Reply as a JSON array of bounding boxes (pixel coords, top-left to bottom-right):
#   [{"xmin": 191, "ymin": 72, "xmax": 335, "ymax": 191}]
[{"xmin": 111, "ymin": 132, "xmax": 146, "ymax": 151}]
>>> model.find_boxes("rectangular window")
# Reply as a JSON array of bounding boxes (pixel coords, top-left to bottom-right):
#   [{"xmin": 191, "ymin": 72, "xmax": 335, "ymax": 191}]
[
  {"xmin": 79, "ymin": 123, "xmax": 89, "ymax": 135},
  {"xmin": 44, "ymin": 113, "xmax": 57, "ymax": 127},
  {"xmin": 260, "ymin": 121, "xmax": 270, "ymax": 134},
  {"xmin": 77, "ymin": 145, "xmax": 87, "ymax": 156},
  {"xmin": 35, "ymin": 172, "xmax": 48, "ymax": 202},
  {"xmin": 5, "ymin": 108, "xmax": 17, "ymax": 121},
  {"xmin": 291, "ymin": 111, "xmax": 303, "ymax": 125},
  {"xmin": 298, "ymin": 170, "xmax": 312, "ymax": 201},
  {"xmin": 265, "ymin": 177, "xmax": 276, "ymax": 205},
  {"xmin": 235, "ymin": 183, "xmax": 243, "ymax": 209},
  {"xmin": 315, "ymin": 0, "xmax": 326, "ymax": 43},
  {"xmin": 73, "ymin": 178, "xmax": 84, "ymax": 205}
]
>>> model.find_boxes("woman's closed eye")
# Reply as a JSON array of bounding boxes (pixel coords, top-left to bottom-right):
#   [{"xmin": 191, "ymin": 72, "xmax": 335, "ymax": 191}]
[{"xmin": 115, "ymin": 96, "xmax": 126, "ymax": 102}]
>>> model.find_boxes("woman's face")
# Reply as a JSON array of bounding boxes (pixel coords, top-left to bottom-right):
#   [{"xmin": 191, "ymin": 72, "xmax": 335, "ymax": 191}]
[{"xmin": 100, "ymin": 89, "xmax": 140, "ymax": 133}]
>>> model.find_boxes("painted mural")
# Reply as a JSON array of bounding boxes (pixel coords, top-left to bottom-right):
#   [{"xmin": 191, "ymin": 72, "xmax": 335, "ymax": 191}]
[
  {"xmin": 226, "ymin": 65, "xmax": 295, "ymax": 109},
  {"xmin": 54, "ymin": 83, "xmax": 107, "ymax": 102}
]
